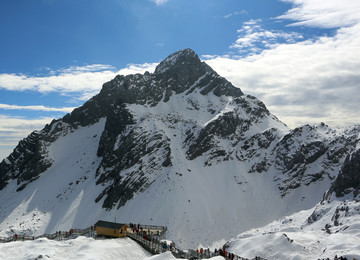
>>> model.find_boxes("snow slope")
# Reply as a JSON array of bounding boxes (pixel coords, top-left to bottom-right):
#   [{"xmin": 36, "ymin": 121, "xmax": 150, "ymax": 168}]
[
  {"xmin": 226, "ymin": 193, "xmax": 360, "ymax": 260},
  {"xmin": 0, "ymin": 118, "xmax": 108, "ymax": 236}
]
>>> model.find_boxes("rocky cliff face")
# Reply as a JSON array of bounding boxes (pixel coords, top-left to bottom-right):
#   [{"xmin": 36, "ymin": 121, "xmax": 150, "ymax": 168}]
[
  {"xmin": 330, "ymin": 148, "xmax": 360, "ymax": 198},
  {"xmin": 0, "ymin": 130, "xmax": 52, "ymax": 191},
  {"xmin": 0, "ymin": 49, "xmax": 246, "ymax": 209},
  {"xmin": 0, "ymin": 49, "xmax": 359, "ymax": 248}
]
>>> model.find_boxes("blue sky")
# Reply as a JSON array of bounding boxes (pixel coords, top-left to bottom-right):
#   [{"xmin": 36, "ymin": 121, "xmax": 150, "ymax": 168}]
[
  {"xmin": 1, "ymin": 0, "xmax": 293, "ymax": 73},
  {"xmin": 1, "ymin": 0, "xmax": 360, "ymax": 160}
]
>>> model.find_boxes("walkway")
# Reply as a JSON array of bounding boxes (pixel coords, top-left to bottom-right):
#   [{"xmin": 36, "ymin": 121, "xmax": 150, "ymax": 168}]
[
  {"xmin": 0, "ymin": 224, "xmax": 266, "ymax": 260},
  {"xmin": 0, "ymin": 227, "xmax": 96, "ymax": 242}
]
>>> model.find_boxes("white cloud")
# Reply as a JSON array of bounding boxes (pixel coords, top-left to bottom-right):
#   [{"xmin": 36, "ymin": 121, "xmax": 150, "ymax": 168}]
[
  {"xmin": 0, "ymin": 69, "xmax": 114, "ymax": 100},
  {"xmin": 150, "ymin": 0, "xmax": 168, "ymax": 6},
  {"xmin": 0, "ymin": 115, "xmax": 55, "ymax": 138},
  {"xmin": 0, "ymin": 115, "xmax": 55, "ymax": 160},
  {"xmin": 0, "ymin": 149, "xmax": 12, "ymax": 161},
  {"xmin": 0, "ymin": 63, "xmax": 157, "ymax": 101},
  {"xmin": 0, "ymin": 104, "xmax": 76, "ymax": 112},
  {"xmin": 53, "ymin": 64, "xmax": 116, "ymax": 74},
  {"xmin": 117, "ymin": 63, "xmax": 158, "ymax": 76},
  {"xmin": 230, "ymin": 19, "xmax": 303, "ymax": 55},
  {"xmin": 279, "ymin": 0, "xmax": 360, "ymax": 28},
  {"xmin": 207, "ymin": 2, "xmax": 360, "ymax": 128},
  {"xmin": 224, "ymin": 10, "xmax": 248, "ymax": 19}
]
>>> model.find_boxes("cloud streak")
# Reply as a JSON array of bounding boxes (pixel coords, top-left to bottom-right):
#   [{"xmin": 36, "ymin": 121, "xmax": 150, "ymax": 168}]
[
  {"xmin": 0, "ymin": 104, "xmax": 76, "ymax": 112},
  {"xmin": 0, "ymin": 63, "xmax": 157, "ymax": 102},
  {"xmin": 224, "ymin": 10, "xmax": 248, "ymax": 19},
  {"xmin": 150, "ymin": 0, "xmax": 168, "ymax": 6},
  {"xmin": 0, "ymin": 115, "xmax": 55, "ymax": 160},
  {"xmin": 229, "ymin": 19, "xmax": 303, "ymax": 55},
  {"xmin": 279, "ymin": 0, "xmax": 360, "ymax": 28}
]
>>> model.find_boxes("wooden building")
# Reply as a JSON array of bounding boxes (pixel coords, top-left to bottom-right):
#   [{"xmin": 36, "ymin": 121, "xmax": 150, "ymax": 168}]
[{"xmin": 94, "ymin": 220, "xmax": 128, "ymax": 238}]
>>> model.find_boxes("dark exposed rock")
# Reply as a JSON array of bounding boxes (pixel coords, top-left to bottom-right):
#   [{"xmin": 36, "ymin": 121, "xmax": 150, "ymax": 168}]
[
  {"xmin": 0, "ymin": 130, "xmax": 52, "ymax": 190},
  {"xmin": 186, "ymin": 112, "xmax": 247, "ymax": 160},
  {"xmin": 273, "ymin": 125, "xmax": 332, "ymax": 195},
  {"xmin": 242, "ymin": 128, "xmax": 277, "ymax": 152},
  {"xmin": 331, "ymin": 149, "xmax": 360, "ymax": 197},
  {"xmin": 95, "ymin": 48, "xmax": 243, "ymax": 109},
  {"xmin": 154, "ymin": 49, "xmax": 243, "ymax": 97},
  {"xmin": 186, "ymin": 96, "xmax": 272, "ymax": 162}
]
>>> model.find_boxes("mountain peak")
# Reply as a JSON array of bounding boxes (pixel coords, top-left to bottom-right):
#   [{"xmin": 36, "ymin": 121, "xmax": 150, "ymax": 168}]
[
  {"xmin": 154, "ymin": 48, "xmax": 201, "ymax": 75},
  {"xmin": 91, "ymin": 48, "xmax": 243, "ymax": 110}
]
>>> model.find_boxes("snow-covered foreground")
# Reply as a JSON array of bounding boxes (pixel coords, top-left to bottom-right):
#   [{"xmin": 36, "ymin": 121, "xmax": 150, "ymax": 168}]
[
  {"xmin": 0, "ymin": 236, "xmax": 223, "ymax": 260},
  {"xmin": 0, "ymin": 237, "xmax": 150, "ymax": 260},
  {"xmin": 226, "ymin": 197, "xmax": 360, "ymax": 260}
]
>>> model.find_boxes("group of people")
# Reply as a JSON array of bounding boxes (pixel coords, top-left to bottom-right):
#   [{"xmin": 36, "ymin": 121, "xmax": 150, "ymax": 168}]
[
  {"xmin": 202, "ymin": 247, "xmax": 246, "ymax": 260},
  {"xmin": 129, "ymin": 223, "xmax": 141, "ymax": 229},
  {"xmin": 195, "ymin": 247, "xmax": 211, "ymax": 257},
  {"xmin": 55, "ymin": 228, "xmax": 75, "ymax": 238},
  {"xmin": 318, "ymin": 256, "xmax": 356, "ymax": 260},
  {"xmin": 216, "ymin": 247, "xmax": 249, "ymax": 260}
]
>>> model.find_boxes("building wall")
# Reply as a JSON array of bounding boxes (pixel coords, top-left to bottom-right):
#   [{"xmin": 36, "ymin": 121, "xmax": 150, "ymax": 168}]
[{"xmin": 95, "ymin": 226, "xmax": 126, "ymax": 238}]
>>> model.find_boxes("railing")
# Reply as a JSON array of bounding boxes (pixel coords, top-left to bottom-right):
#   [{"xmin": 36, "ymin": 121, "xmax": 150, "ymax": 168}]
[
  {"xmin": 0, "ymin": 227, "xmax": 96, "ymax": 243},
  {"xmin": 127, "ymin": 232, "xmax": 166, "ymax": 255},
  {"xmin": 220, "ymin": 251, "xmax": 268, "ymax": 260},
  {"xmin": 128, "ymin": 224, "xmax": 167, "ymax": 237},
  {"xmin": 0, "ymin": 223, "xmax": 266, "ymax": 260},
  {"xmin": 130, "ymin": 224, "xmax": 167, "ymax": 231},
  {"xmin": 127, "ymin": 231, "xmax": 268, "ymax": 260}
]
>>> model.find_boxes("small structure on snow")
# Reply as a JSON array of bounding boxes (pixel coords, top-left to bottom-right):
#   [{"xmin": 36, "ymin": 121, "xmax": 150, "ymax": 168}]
[{"xmin": 94, "ymin": 220, "xmax": 128, "ymax": 238}]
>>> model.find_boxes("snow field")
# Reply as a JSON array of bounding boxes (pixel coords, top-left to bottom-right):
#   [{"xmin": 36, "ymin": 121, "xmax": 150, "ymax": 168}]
[
  {"xmin": 0, "ymin": 237, "xmax": 225, "ymax": 260},
  {"xmin": 0, "ymin": 237, "xmax": 151, "ymax": 260},
  {"xmin": 227, "ymin": 199, "xmax": 360, "ymax": 260}
]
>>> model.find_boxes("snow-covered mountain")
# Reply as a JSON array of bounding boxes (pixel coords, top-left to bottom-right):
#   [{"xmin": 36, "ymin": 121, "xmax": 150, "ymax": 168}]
[
  {"xmin": 226, "ymin": 162, "xmax": 360, "ymax": 259},
  {"xmin": 0, "ymin": 48, "xmax": 359, "ymax": 253}
]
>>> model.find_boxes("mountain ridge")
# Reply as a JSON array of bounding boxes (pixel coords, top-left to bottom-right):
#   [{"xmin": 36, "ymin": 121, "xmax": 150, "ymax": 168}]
[{"xmin": 0, "ymin": 49, "xmax": 359, "ymax": 251}]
